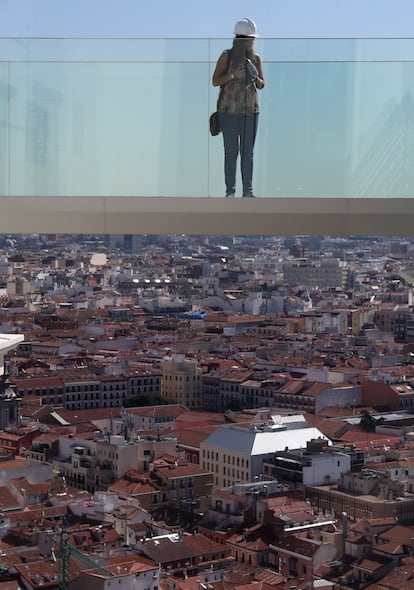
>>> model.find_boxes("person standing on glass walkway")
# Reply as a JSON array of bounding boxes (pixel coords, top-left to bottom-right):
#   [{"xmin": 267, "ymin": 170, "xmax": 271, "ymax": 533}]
[{"xmin": 212, "ymin": 17, "xmax": 265, "ymax": 198}]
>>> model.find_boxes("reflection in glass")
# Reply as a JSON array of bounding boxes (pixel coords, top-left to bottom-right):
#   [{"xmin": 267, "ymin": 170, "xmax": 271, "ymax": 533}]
[
  {"xmin": 0, "ymin": 65, "xmax": 10, "ymax": 196},
  {"xmin": 1, "ymin": 38, "xmax": 414, "ymax": 198}
]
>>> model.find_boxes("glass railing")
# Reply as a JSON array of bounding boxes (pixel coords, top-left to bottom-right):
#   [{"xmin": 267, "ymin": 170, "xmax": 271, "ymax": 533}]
[{"xmin": 2, "ymin": 37, "xmax": 414, "ymax": 198}]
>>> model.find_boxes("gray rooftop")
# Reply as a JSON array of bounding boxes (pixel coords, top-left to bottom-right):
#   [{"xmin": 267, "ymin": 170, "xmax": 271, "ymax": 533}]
[{"xmin": 201, "ymin": 424, "xmax": 329, "ymax": 455}]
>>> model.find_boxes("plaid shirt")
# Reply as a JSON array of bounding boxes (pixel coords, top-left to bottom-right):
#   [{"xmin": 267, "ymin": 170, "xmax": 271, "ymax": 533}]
[{"xmin": 217, "ymin": 55, "xmax": 259, "ymax": 115}]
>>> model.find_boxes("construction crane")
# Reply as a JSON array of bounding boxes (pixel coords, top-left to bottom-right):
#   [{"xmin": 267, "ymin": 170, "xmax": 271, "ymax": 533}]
[
  {"xmin": 57, "ymin": 518, "xmax": 112, "ymax": 590},
  {"xmin": 59, "ymin": 519, "xmax": 69, "ymax": 590}
]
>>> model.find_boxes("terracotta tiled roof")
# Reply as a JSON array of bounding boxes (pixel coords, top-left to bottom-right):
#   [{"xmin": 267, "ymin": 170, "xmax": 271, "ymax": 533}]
[
  {"xmin": 182, "ymin": 533, "xmax": 226, "ymax": 555},
  {"xmin": 336, "ymin": 430, "xmax": 400, "ymax": 450},
  {"xmin": 349, "ymin": 517, "xmax": 397, "ymax": 537},
  {"xmin": 373, "ymin": 556, "xmax": 414, "ymax": 590},
  {"xmin": 14, "ymin": 561, "xmax": 60, "ymax": 588},
  {"xmin": 109, "ymin": 471, "xmax": 159, "ymax": 496},
  {"xmin": 155, "ymin": 462, "xmax": 210, "ymax": 479},
  {"xmin": 277, "ymin": 380, "xmax": 305, "ymax": 395},
  {"xmin": 0, "ymin": 486, "xmax": 19, "ymax": 510},
  {"xmin": 0, "ymin": 457, "xmax": 27, "ymax": 470},
  {"xmin": 10, "ymin": 376, "xmax": 63, "ymax": 389},
  {"xmin": 346, "ymin": 534, "xmax": 370, "ymax": 545},
  {"xmin": 177, "ymin": 427, "xmax": 218, "ymax": 448},
  {"xmin": 7, "ymin": 505, "xmax": 67, "ymax": 524},
  {"xmin": 375, "ymin": 524, "xmax": 414, "ymax": 555},
  {"xmin": 303, "ymin": 413, "xmax": 350, "ymax": 440},
  {"xmin": 48, "ymin": 407, "xmax": 122, "ymax": 424},
  {"xmin": 260, "ymin": 496, "xmax": 310, "ymax": 516},
  {"xmin": 175, "ymin": 411, "xmax": 227, "ymax": 425},
  {"xmin": 10, "ymin": 478, "xmax": 52, "ymax": 497},
  {"xmin": 227, "ymin": 534, "xmax": 269, "ymax": 552},
  {"xmin": 140, "ymin": 535, "xmax": 194, "ymax": 564},
  {"xmin": 276, "ymin": 534, "xmax": 320, "ymax": 557},
  {"xmin": 124, "ymin": 405, "xmax": 187, "ymax": 418},
  {"xmin": 354, "ymin": 552, "xmax": 393, "ymax": 573}
]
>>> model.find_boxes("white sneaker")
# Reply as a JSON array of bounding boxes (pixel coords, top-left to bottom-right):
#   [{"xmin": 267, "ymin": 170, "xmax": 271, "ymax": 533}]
[{"xmin": 225, "ymin": 193, "xmax": 235, "ymax": 198}]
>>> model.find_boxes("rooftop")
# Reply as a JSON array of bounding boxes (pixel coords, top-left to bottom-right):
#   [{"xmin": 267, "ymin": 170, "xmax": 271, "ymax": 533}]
[{"xmin": 201, "ymin": 424, "xmax": 329, "ymax": 455}]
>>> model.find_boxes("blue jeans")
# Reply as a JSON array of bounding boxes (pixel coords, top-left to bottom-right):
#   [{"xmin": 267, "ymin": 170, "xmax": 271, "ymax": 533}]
[{"xmin": 218, "ymin": 112, "xmax": 259, "ymax": 196}]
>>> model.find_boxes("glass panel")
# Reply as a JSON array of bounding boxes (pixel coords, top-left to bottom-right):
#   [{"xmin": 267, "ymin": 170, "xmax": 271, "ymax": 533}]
[
  {"xmin": 0, "ymin": 63, "xmax": 9, "ymax": 195},
  {"xmin": 209, "ymin": 39, "xmax": 414, "ymax": 198},
  {"xmin": 2, "ymin": 38, "xmax": 414, "ymax": 198},
  {"xmin": 9, "ymin": 59, "xmax": 209, "ymax": 196},
  {"xmin": 253, "ymin": 61, "xmax": 414, "ymax": 198},
  {"xmin": 0, "ymin": 38, "xmax": 210, "ymax": 63}
]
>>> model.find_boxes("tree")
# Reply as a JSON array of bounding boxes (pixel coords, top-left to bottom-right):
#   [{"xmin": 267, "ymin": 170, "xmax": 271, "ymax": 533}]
[
  {"xmin": 225, "ymin": 398, "xmax": 246, "ymax": 412},
  {"xmin": 123, "ymin": 393, "xmax": 175, "ymax": 407},
  {"xmin": 359, "ymin": 410, "xmax": 377, "ymax": 432}
]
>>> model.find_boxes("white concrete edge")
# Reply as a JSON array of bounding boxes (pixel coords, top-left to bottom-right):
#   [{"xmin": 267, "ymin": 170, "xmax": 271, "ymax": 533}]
[{"xmin": 1, "ymin": 196, "xmax": 413, "ymax": 236}]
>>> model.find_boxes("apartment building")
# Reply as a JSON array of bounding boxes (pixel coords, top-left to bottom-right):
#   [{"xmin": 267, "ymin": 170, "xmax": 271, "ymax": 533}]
[
  {"xmin": 263, "ymin": 438, "xmax": 352, "ymax": 486},
  {"xmin": 307, "ymin": 470, "xmax": 414, "ymax": 523},
  {"xmin": 0, "ymin": 426, "xmax": 40, "ymax": 456},
  {"xmin": 11, "ymin": 371, "xmax": 103, "ymax": 411},
  {"xmin": 122, "ymin": 404, "xmax": 187, "ymax": 431},
  {"xmin": 361, "ymin": 379, "xmax": 414, "ymax": 411},
  {"xmin": 109, "ymin": 471, "xmax": 162, "ymax": 510},
  {"xmin": 302, "ymin": 309, "xmax": 349, "ymax": 335},
  {"xmin": 270, "ymin": 535, "xmax": 337, "ymax": 587},
  {"xmin": 200, "ymin": 416, "xmax": 329, "ymax": 488},
  {"xmin": 63, "ymin": 371, "xmax": 103, "ymax": 410},
  {"xmin": 123, "ymin": 366, "xmax": 162, "ymax": 397},
  {"xmin": 97, "ymin": 374, "xmax": 128, "ymax": 407},
  {"xmin": 161, "ymin": 355, "xmax": 203, "ymax": 409},
  {"xmin": 10, "ymin": 375, "xmax": 64, "ymax": 406},
  {"xmin": 150, "ymin": 455, "xmax": 213, "ymax": 506},
  {"xmin": 282, "ymin": 258, "xmax": 351, "ymax": 290},
  {"xmin": 71, "ymin": 559, "xmax": 160, "ymax": 590},
  {"xmin": 394, "ymin": 309, "xmax": 414, "ymax": 342},
  {"xmin": 12, "ymin": 371, "xmax": 133, "ymax": 411},
  {"xmin": 203, "ymin": 365, "xmax": 254, "ymax": 413},
  {"xmin": 55, "ymin": 430, "xmax": 177, "ymax": 492}
]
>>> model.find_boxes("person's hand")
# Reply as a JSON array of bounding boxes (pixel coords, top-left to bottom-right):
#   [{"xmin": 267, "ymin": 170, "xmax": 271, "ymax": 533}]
[{"xmin": 233, "ymin": 65, "xmax": 246, "ymax": 80}]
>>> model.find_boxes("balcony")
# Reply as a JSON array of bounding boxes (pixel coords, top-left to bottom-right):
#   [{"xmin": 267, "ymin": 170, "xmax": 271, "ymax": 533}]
[{"xmin": 2, "ymin": 37, "xmax": 414, "ymax": 235}]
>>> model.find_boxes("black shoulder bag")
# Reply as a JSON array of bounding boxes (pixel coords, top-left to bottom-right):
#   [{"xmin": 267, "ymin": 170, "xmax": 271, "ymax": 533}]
[{"xmin": 210, "ymin": 51, "xmax": 230, "ymax": 136}]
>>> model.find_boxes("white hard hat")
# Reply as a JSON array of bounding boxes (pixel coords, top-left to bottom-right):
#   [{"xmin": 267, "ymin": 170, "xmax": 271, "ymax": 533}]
[{"xmin": 234, "ymin": 17, "xmax": 258, "ymax": 37}]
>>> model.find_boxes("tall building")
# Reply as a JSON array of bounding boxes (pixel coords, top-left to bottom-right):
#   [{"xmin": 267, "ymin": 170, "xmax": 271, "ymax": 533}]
[
  {"xmin": 282, "ymin": 258, "xmax": 351, "ymax": 290},
  {"xmin": 106, "ymin": 235, "xmax": 142, "ymax": 254},
  {"xmin": 200, "ymin": 415, "xmax": 329, "ymax": 488},
  {"xmin": 0, "ymin": 377, "xmax": 21, "ymax": 429},
  {"xmin": 161, "ymin": 354, "xmax": 203, "ymax": 409},
  {"xmin": 0, "ymin": 335, "xmax": 24, "ymax": 429}
]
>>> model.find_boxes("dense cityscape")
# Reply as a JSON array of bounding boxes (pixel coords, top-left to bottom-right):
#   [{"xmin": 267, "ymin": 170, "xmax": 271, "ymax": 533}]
[{"xmin": 0, "ymin": 233, "xmax": 413, "ymax": 589}]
